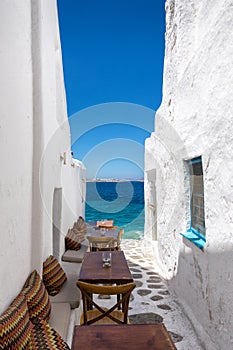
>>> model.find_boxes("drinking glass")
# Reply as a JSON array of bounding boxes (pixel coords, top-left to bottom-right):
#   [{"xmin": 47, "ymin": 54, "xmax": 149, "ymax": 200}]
[
  {"xmin": 102, "ymin": 251, "xmax": 111, "ymax": 267},
  {"xmin": 100, "ymin": 228, "xmax": 106, "ymax": 236}
]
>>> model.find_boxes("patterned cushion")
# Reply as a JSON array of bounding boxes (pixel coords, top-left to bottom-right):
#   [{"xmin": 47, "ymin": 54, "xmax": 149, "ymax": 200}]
[
  {"xmin": 73, "ymin": 216, "xmax": 87, "ymax": 235},
  {"xmin": 72, "ymin": 229, "xmax": 85, "ymax": 243},
  {"xmin": 22, "ymin": 270, "xmax": 51, "ymax": 323},
  {"xmin": 31, "ymin": 319, "xmax": 70, "ymax": 350},
  {"xmin": 43, "ymin": 256, "xmax": 67, "ymax": 296},
  {"xmin": 0, "ymin": 293, "xmax": 33, "ymax": 349},
  {"xmin": 65, "ymin": 229, "xmax": 81, "ymax": 250}
]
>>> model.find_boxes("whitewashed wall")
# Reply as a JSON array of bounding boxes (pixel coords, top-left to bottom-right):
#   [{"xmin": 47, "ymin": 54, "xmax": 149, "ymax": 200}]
[
  {"xmin": 144, "ymin": 134, "xmax": 157, "ymax": 244},
  {"xmin": 0, "ymin": 0, "xmax": 33, "ymax": 312},
  {"xmin": 0, "ymin": 0, "xmax": 85, "ymax": 313},
  {"xmin": 34, "ymin": 0, "xmax": 82, "ymax": 265},
  {"xmin": 145, "ymin": 1, "xmax": 233, "ymax": 349}
]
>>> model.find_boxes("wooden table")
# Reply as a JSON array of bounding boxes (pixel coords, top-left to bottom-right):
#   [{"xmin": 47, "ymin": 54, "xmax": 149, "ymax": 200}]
[
  {"xmin": 71, "ymin": 324, "xmax": 177, "ymax": 349},
  {"xmin": 78, "ymin": 251, "xmax": 133, "ymax": 284},
  {"xmin": 86, "ymin": 227, "xmax": 118, "ymax": 239}
]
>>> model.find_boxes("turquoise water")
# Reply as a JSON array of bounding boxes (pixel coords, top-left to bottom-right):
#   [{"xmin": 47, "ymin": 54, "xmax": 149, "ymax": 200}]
[{"xmin": 85, "ymin": 181, "xmax": 144, "ymax": 240}]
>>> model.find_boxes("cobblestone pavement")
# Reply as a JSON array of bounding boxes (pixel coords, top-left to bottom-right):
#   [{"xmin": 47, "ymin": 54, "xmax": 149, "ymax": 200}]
[
  {"xmin": 121, "ymin": 239, "xmax": 203, "ymax": 350},
  {"xmin": 69, "ymin": 239, "xmax": 203, "ymax": 349}
]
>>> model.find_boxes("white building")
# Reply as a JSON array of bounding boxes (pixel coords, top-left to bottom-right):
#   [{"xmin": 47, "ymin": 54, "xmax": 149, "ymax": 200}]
[
  {"xmin": 144, "ymin": 1, "xmax": 233, "ymax": 349},
  {"xmin": 0, "ymin": 0, "xmax": 85, "ymax": 313}
]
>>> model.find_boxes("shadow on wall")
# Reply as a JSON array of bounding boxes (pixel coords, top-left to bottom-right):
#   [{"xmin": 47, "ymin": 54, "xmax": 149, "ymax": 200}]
[
  {"xmin": 52, "ymin": 188, "xmax": 62, "ymax": 260},
  {"xmin": 168, "ymin": 239, "xmax": 233, "ymax": 350}
]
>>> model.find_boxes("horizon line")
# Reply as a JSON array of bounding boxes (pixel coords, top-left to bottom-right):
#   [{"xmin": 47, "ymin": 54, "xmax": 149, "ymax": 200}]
[{"xmin": 86, "ymin": 178, "xmax": 144, "ymax": 182}]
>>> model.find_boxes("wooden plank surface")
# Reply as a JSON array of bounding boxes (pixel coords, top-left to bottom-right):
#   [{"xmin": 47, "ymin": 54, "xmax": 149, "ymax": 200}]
[
  {"xmin": 71, "ymin": 324, "xmax": 177, "ymax": 350},
  {"xmin": 78, "ymin": 251, "xmax": 133, "ymax": 284}
]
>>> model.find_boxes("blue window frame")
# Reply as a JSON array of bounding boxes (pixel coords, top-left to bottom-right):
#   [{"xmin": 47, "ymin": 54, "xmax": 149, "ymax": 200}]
[
  {"xmin": 181, "ymin": 156, "xmax": 206, "ymax": 249},
  {"xmin": 189, "ymin": 156, "xmax": 205, "ymax": 236}
]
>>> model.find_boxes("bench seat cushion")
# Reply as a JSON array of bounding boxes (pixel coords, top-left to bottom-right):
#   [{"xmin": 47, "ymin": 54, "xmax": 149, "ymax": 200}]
[
  {"xmin": 31, "ymin": 318, "xmax": 70, "ymax": 349},
  {"xmin": 62, "ymin": 243, "xmax": 88, "ymax": 263},
  {"xmin": 49, "ymin": 273, "xmax": 81, "ymax": 309},
  {"xmin": 49, "ymin": 303, "xmax": 71, "ymax": 342}
]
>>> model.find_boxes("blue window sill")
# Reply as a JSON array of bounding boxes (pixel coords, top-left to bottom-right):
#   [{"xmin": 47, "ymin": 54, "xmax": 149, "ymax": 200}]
[{"xmin": 180, "ymin": 228, "xmax": 206, "ymax": 250}]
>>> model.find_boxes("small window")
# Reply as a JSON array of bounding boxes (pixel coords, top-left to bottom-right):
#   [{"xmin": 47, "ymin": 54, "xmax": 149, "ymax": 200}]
[
  {"xmin": 189, "ymin": 156, "xmax": 205, "ymax": 236},
  {"xmin": 180, "ymin": 156, "xmax": 206, "ymax": 249}
]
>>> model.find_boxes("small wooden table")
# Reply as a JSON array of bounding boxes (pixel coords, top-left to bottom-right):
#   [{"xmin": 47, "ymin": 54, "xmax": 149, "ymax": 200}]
[
  {"xmin": 78, "ymin": 251, "xmax": 133, "ymax": 284},
  {"xmin": 71, "ymin": 324, "xmax": 176, "ymax": 349},
  {"xmin": 87, "ymin": 227, "xmax": 118, "ymax": 239}
]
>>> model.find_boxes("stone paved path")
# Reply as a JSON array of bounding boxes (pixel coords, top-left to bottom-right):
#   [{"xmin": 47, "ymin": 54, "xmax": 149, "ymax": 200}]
[
  {"xmin": 70, "ymin": 239, "xmax": 203, "ymax": 349},
  {"xmin": 121, "ymin": 239, "xmax": 203, "ymax": 350}
]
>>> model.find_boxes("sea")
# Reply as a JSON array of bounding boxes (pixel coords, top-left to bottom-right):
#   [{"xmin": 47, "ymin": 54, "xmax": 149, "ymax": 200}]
[{"xmin": 85, "ymin": 181, "xmax": 144, "ymax": 240}]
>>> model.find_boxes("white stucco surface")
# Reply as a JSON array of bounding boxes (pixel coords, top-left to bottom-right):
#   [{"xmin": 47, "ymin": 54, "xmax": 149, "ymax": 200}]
[
  {"xmin": 0, "ymin": 1, "xmax": 33, "ymax": 310},
  {"xmin": 144, "ymin": 1, "xmax": 233, "ymax": 349},
  {"xmin": 0, "ymin": 0, "xmax": 85, "ymax": 313}
]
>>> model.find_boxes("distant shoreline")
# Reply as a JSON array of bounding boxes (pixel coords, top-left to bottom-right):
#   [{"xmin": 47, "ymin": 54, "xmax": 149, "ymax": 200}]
[{"xmin": 86, "ymin": 179, "xmax": 144, "ymax": 183}]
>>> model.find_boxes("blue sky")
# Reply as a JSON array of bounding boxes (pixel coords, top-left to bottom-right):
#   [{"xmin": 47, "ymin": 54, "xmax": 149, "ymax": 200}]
[{"xmin": 57, "ymin": 0, "xmax": 165, "ymax": 179}]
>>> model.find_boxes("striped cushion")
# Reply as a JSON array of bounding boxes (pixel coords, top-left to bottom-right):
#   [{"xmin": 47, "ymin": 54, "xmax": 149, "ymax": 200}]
[
  {"xmin": 43, "ymin": 256, "xmax": 67, "ymax": 296},
  {"xmin": 73, "ymin": 216, "xmax": 87, "ymax": 235},
  {"xmin": 65, "ymin": 229, "xmax": 81, "ymax": 250},
  {"xmin": 0, "ymin": 293, "xmax": 33, "ymax": 349},
  {"xmin": 22, "ymin": 270, "xmax": 51, "ymax": 323},
  {"xmin": 72, "ymin": 228, "xmax": 85, "ymax": 243},
  {"xmin": 31, "ymin": 319, "xmax": 70, "ymax": 349}
]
